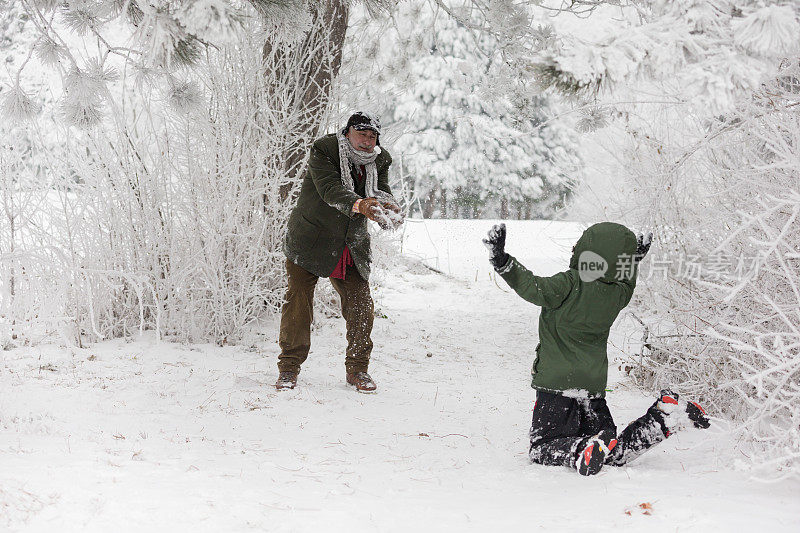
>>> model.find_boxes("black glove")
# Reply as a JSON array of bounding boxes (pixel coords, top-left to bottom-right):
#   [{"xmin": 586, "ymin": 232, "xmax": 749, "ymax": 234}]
[
  {"xmin": 635, "ymin": 232, "xmax": 653, "ymax": 263},
  {"xmin": 483, "ymin": 223, "xmax": 509, "ymax": 270}
]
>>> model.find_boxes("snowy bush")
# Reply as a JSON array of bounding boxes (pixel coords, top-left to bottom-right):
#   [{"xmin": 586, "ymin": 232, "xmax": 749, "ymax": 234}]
[
  {"xmin": 0, "ymin": 2, "xmax": 369, "ymax": 346},
  {"xmin": 611, "ymin": 60, "xmax": 800, "ymax": 478},
  {"xmin": 0, "ymin": 34, "xmax": 289, "ymax": 345}
]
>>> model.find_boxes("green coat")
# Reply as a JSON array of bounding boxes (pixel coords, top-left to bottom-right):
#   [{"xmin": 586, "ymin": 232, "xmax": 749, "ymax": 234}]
[
  {"xmin": 284, "ymin": 134, "xmax": 393, "ymax": 280},
  {"xmin": 499, "ymin": 222, "xmax": 639, "ymax": 398}
]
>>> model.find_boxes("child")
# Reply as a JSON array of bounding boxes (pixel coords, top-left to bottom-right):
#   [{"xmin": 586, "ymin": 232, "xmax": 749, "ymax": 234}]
[{"xmin": 483, "ymin": 222, "xmax": 709, "ymax": 475}]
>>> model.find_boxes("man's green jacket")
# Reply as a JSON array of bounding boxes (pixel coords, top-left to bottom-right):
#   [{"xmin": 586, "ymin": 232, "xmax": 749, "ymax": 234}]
[
  {"xmin": 284, "ymin": 134, "xmax": 393, "ymax": 281},
  {"xmin": 499, "ymin": 222, "xmax": 639, "ymax": 398}
]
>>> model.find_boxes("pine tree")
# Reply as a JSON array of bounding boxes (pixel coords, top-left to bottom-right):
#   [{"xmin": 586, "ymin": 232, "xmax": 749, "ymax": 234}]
[
  {"xmin": 437, "ymin": 0, "xmax": 800, "ymax": 114},
  {"xmin": 349, "ymin": 1, "xmax": 580, "ymax": 219}
]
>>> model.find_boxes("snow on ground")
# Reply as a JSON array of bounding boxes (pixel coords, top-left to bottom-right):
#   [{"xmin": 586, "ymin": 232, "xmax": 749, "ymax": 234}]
[{"xmin": 2, "ymin": 220, "xmax": 799, "ymax": 532}]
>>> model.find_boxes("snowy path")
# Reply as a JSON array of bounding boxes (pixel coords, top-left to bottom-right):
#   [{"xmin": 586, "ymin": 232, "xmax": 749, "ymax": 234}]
[{"xmin": 2, "ymin": 223, "xmax": 799, "ymax": 531}]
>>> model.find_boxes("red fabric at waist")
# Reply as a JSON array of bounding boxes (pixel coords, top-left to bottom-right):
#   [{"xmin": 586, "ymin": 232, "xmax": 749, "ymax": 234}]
[{"xmin": 330, "ymin": 245, "xmax": 354, "ymax": 280}]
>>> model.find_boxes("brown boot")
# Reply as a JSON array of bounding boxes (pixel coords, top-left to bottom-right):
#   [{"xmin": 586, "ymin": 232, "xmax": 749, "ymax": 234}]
[
  {"xmin": 346, "ymin": 371, "xmax": 376, "ymax": 392},
  {"xmin": 275, "ymin": 371, "xmax": 298, "ymax": 390}
]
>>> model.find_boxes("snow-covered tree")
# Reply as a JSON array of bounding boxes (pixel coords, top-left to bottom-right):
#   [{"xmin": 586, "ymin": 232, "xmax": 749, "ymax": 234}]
[
  {"xmin": 429, "ymin": 0, "xmax": 799, "ymax": 114},
  {"xmin": 344, "ymin": 1, "xmax": 580, "ymax": 219}
]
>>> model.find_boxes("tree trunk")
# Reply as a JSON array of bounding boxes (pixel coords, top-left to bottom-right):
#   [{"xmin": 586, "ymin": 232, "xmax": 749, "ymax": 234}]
[
  {"xmin": 262, "ymin": 1, "xmax": 350, "ymax": 203},
  {"xmin": 500, "ymin": 197, "xmax": 509, "ymax": 219},
  {"xmin": 423, "ymin": 187, "xmax": 437, "ymax": 218}
]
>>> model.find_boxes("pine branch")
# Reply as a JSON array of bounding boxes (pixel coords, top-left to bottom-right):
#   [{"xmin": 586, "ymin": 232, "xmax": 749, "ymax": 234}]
[{"xmin": 531, "ymin": 61, "xmax": 603, "ymax": 98}]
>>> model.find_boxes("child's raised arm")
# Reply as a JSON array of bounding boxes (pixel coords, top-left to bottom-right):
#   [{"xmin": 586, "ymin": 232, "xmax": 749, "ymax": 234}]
[
  {"xmin": 500, "ymin": 258, "xmax": 575, "ymax": 309},
  {"xmin": 483, "ymin": 224, "xmax": 574, "ymax": 309}
]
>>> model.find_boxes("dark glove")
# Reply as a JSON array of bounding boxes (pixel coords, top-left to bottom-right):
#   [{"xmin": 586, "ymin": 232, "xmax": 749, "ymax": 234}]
[
  {"xmin": 483, "ymin": 223, "xmax": 509, "ymax": 270},
  {"xmin": 635, "ymin": 232, "xmax": 653, "ymax": 263}
]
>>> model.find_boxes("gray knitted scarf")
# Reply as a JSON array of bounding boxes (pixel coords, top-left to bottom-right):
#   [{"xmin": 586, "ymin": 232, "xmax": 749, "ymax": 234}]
[{"xmin": 336, "ymin": 131, "xmax": 389, "ymax": 200}]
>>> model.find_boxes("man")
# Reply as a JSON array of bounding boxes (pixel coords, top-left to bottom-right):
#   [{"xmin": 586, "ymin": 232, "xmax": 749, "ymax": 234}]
[{"xmin": 276, "ymin": 112, "xmax": 402, "ymax": 392}]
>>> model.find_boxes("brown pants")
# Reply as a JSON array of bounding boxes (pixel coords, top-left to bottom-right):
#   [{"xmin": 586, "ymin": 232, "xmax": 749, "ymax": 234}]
[{"xmin": 278, "ymin": 258, "xmax": 374, "ymax": 374}]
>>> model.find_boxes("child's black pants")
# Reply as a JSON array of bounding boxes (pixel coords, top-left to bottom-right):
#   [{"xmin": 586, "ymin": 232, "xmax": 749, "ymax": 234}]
[{"xmin": 529, "ymin": 390, "xmax": 668, "ymax": 468}]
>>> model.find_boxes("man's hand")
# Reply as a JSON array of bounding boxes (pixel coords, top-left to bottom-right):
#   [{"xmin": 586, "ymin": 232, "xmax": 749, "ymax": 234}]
[
  {"xmin": 380, "ymin": 200, "xmax": 405, "ymax": 228},
  {"xmin": 635, "ymin": 232, "xmax": 653, "ymax": 263},
  {"xmin": 355, "ymin": 197, "xmax": 403, "ymax": 230},
  {"xmin": 356, "ymin": 197, "xmax": 381, "ymax": 219},
  {"xmin": 381, "ymin": 200, "xmax": 401, "ymax": 215},
  {"xmin": 483, "ymin": 223, "xmax": 509, "ymax": 270}
]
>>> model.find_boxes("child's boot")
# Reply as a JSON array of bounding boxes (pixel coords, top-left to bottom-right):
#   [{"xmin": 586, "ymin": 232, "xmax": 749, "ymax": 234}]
[
  {"xmin": 576, "ymin": 429, "xmax": 618, "ymax": 476},
  {"xmin": 649, "ymin": 389, "xmax": 710, "ymax": 436},
  {"xmin": 685, "ymin": 400, "xmax": 710, "ymax": 429}
]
